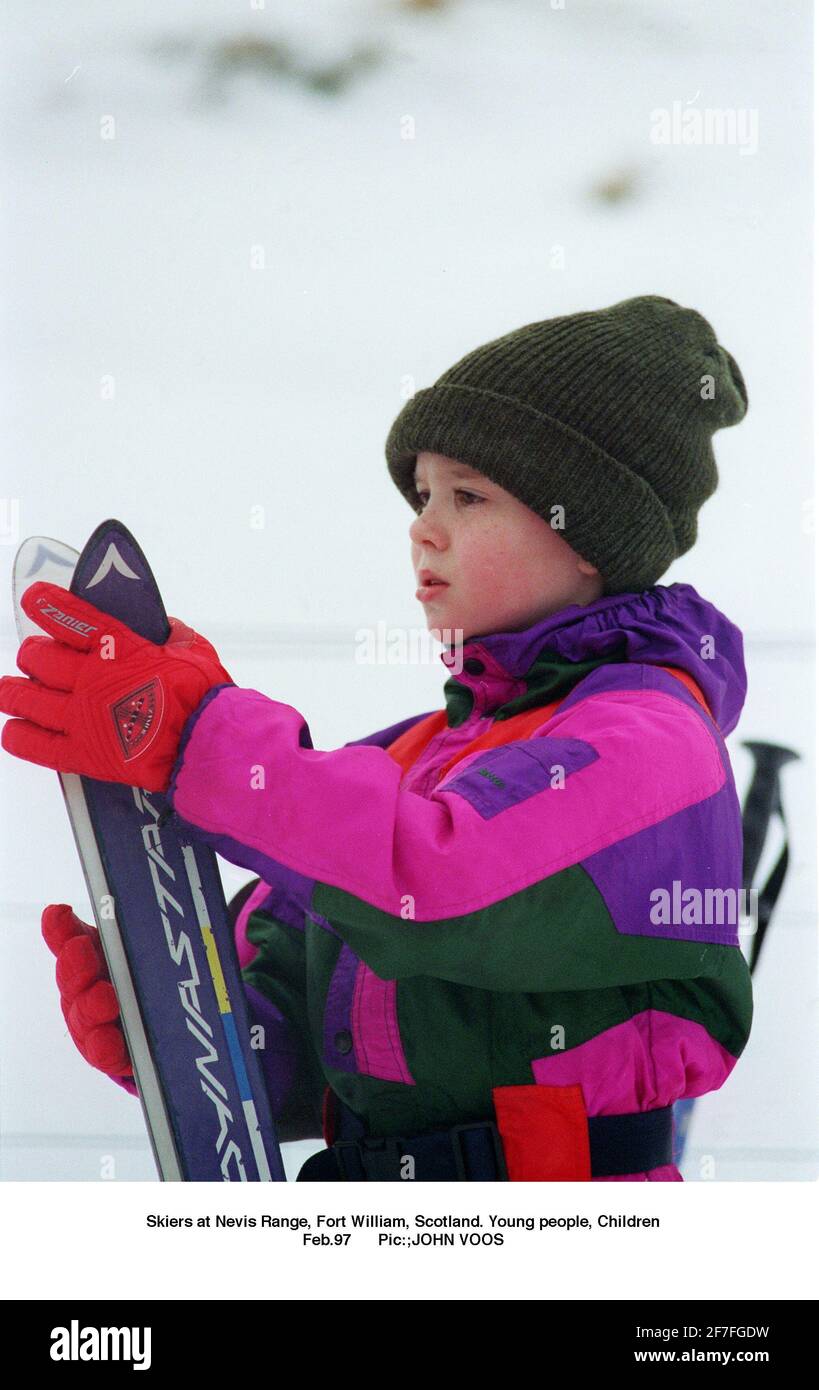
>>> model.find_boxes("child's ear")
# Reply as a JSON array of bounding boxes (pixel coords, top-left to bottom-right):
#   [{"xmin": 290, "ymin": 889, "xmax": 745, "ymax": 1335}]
[{"xmin": 577, "ymin": 557, "xmax": 601, "ymax": 578}]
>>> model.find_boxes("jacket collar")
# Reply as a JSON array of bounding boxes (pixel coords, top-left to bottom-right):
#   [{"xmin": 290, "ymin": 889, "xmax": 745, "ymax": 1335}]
[{"xmin": 440, "ymin": 583, "xmax": 747, "ymax": 736}]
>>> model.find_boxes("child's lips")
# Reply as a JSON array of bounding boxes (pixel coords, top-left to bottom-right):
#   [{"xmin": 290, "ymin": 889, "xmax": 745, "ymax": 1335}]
[{"xmin": 416, "ymin": 580, "xmax": 450, "ymax": 603}]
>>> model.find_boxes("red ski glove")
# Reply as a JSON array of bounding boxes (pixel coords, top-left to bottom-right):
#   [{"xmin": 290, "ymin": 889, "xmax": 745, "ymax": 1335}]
[
  {"xmin": 0, "ymin": 581, "xmax": 232, "ymax": 792},
  {"xmin": 41, "ymin": 902, "xmax": 135, "ymax": 1091}
]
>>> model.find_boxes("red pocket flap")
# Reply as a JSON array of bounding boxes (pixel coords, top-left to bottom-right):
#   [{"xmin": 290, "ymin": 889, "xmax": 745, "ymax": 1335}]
[{"xmin": 492, "ymin": 1083, "xmax": 592, "ymax": 1181}]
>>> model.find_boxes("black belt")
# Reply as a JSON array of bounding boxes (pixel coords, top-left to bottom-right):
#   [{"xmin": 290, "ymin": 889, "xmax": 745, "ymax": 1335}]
[{"xmin": 296, "ymin": 1105, "xmax": 674, "ymax": 1182}]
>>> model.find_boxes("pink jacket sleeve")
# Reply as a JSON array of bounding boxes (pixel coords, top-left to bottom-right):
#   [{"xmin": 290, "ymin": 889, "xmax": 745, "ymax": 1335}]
[{"xmin": 162, "ymin": 681, "xmax": 729, "ymax": 989}]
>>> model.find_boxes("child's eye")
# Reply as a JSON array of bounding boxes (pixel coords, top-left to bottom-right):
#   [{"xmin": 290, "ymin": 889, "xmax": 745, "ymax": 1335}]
[{"xmin": 414, "ymin": 489, "xmax": 484, "ymax": 511}]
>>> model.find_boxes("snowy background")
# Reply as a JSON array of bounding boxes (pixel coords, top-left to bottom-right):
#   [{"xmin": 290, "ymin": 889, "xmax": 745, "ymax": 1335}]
[{"xmin": 0, "ymin": 0, "xmax": 815, "ymax": 1182}]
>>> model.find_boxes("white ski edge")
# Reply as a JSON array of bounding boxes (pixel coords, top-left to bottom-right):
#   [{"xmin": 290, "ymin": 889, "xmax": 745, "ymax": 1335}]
[{"xmin": 58, "ymin": 771, "xmax": 184, "ymax": 1182}]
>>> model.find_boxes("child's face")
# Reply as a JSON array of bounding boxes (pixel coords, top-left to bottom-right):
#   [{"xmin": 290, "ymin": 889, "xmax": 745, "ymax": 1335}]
[{"xmin": 409, "ymin": 452, "xmax": 604, "ymax": 640}]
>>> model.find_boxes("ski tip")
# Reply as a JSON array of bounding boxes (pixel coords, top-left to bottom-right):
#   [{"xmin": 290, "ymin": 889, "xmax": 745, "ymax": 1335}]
[{"xmin": 73, "ymin": 518, "xmax": 171, "ymax": 646}]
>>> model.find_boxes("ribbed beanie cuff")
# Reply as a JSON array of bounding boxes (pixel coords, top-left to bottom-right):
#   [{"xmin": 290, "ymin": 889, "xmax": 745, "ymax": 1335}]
[{"xmin": 386, "ymin": 382, "xmax": 678, "ymax": 594}]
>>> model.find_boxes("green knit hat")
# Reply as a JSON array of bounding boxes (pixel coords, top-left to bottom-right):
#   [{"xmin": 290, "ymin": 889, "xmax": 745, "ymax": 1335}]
[{"xmin": 385, "ymin": 294, "xmax": 748, "ymax": 595}]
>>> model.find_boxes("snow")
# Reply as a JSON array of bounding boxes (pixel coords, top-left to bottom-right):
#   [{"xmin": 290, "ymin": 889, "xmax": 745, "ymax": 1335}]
[{"xmin": 0, "ymin": 0, "xmax": 815, "ymax": 1181}]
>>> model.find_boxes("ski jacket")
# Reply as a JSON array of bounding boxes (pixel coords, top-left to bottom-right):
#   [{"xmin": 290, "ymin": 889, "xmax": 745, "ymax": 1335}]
[{"xmin": 164, "ymin": 582, "xmax": 754, "ymax": 1181}]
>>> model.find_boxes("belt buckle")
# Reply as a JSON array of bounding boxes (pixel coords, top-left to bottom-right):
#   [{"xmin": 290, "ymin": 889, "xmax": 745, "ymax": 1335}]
[
  {"xmin": 450, "ymin": 1122, "xmax": 509, "ymax": 1181},
  {"xmin": 334, "ymin": 1135, "xmax": 405, "ymax": 1181}
]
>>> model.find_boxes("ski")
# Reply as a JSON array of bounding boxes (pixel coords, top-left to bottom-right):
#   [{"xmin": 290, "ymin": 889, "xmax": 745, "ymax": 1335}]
[{"xmin": 12, "ymin": 521, "xmax": 285, "ymax": 1181}]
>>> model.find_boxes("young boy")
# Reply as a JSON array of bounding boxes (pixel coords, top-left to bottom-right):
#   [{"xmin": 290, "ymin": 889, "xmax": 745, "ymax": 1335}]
[{"xmin": 3, "ymin": 294, "xmax": 752, "ymax": 1181}]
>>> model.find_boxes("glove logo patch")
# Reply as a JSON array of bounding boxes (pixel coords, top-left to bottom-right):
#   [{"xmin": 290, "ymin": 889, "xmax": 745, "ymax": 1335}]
[{"xmin": 111, "ymin": 679, "xmax": 164, "ymax": 760}]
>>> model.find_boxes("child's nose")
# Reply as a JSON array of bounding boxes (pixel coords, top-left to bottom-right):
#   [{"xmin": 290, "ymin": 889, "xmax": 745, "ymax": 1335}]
[{"xmin": 410, "ymin": 507, "xmax": 446, "ymax": 546}]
